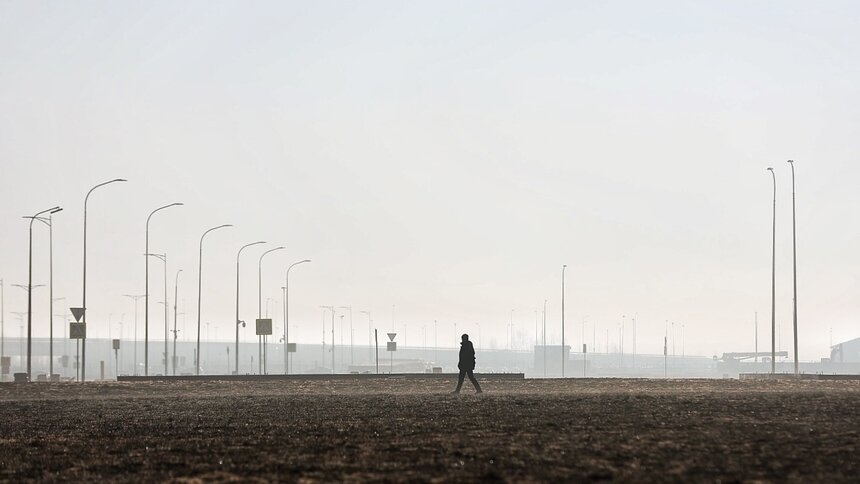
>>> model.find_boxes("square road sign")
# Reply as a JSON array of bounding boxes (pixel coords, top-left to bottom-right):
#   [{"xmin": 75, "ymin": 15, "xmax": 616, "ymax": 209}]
[
  {"xmin": 287, "ymin": 343, "xmax": 297, "ymax": 353},
  {"xmin": 256, "ymin": 318, "xmax": 272, "ymax": 336},
  {"xmin": 387, "ymin": 342, "xmax": 397, "ymax": 352},
  {"xmin": 70, "ymin": 322, "xmax": 86, "ymax": 339}
]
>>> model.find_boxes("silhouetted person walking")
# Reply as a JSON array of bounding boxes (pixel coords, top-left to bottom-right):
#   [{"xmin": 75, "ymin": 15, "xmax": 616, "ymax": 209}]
[{"xmin": 452, "ymin": 334, "xmax": 482, "ymax": 393}]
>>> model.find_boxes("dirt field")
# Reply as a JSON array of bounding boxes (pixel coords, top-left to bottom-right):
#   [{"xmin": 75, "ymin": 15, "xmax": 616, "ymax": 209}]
[{"xmin": 1, "ymin": 377, "xmax": 858, "ymax": 482}]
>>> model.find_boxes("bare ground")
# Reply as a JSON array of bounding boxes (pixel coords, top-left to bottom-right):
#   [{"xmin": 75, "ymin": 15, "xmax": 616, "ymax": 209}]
[{"xmin": 1, "ymin": 377, "xmax": 858, "ymax": 482}]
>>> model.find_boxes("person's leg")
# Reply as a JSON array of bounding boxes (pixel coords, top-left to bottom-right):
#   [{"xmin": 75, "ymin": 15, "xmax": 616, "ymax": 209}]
[
  {"xmin": 453, "ymin": 370, "xmax": 466, "ymax": 393},
  {"xmin": 467, "ymin": 369, "xmax": 482, "ymax": 393}
]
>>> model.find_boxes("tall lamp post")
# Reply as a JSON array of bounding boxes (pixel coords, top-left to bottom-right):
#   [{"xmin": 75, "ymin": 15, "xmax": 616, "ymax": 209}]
[
  {"xmin": 144, "ymin": 203, "xmax": 182, "ymax": 376},
  {"xmin": 767, "ymin": 167, "xmax": 777, "ymax": 373},
  {"xmin": 787, "ymin": 159, "xmax": 799, "ymax": 375},
  {"xmin": 196, "ymin": 224, "xmax": 232, "ymax": 375},
  {"xmin": 561, "ymin": 264, "xmax": 567, "ymax": 378},
  {"xmin": 24, "ymin": 206, "xmax": 62, "ymax": 381},
  {"xmin": 235, "ymin": 241, "xmax": 265, "ymax": 375},
  {"xmin": 258, "ymin": 246, "xmax": 284, "ymax": 374},
  {"xmin": 81, "ymin": 178, "xmax": 126, "ymax": 383},
  {"xmin": 285, "ymin": 259, "xmax": 311, "ymax": 374},
  {"xmin": 29, "ymin": 212, "xmax": 62, "ymax": 379}
]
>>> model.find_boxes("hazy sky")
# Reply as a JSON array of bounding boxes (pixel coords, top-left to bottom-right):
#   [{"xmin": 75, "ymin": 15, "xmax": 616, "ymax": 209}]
[{"xmin": 1, "ymin": 1, "xmax": 859, "ymax": 360}]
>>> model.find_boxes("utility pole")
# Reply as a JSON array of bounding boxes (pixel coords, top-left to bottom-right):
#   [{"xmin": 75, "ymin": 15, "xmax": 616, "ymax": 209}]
[{"xmin": 787, "ymin": 159, "xmax": 799, "ymax": 375}]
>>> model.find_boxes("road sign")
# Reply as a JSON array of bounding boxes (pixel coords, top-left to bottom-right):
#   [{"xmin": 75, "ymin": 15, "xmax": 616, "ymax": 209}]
[
  {"xmin": 256, "ymin": 318, "xmax": 272, "ymax": 336},
  {"xmin": 583, "ymin": 343, "xmax": 587, "ymax": 354},
  {"xmin": 70, "ymin": 307, "xmax": 85, "ymax": 322},
  {"xmin": 112, "ymin": 339, "xmax": 120, "ymax": 350},
  {"xmin": 387, "ymin": 332, "xmax": 397, "ymax": 341},
  {"xmin": 1, "ymin": 356, "xmax": 10, "ymax": 375},
  {"xmin": 70, "ymin": 322, "xmax": 86, "ymax": 339},
  {"xmin": 287, "ymin": 343, "xmax": 297, "ymax": 353},
  {"xmin": 387, "ymin": 341, "xmax": 397, "ymax": 351}
]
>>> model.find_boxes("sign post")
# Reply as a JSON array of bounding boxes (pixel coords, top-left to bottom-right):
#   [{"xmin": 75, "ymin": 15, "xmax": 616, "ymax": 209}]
[
  {"xmin": 387, "ymin": 332, "xmax": 397, "ymax": 374},
  {"xmin": 583, "ymin": 343, "xmax": 587, "ymax": 377},
  {"xmin": 70, "ymin": 308, "xmax": 85, "ymax": 382},
  {"xmin": 112, "ymin": 339, "xmax": 120, "ymax": 377},
  {"xmin": 256, "ymin": 319, "xmax": 272, "ymax": 374}
]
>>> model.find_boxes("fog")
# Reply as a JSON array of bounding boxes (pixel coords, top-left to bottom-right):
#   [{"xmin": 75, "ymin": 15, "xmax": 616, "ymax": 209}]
[{"xmin": 2, "ymin": 1, "xmax": 860, "ymax": 373}]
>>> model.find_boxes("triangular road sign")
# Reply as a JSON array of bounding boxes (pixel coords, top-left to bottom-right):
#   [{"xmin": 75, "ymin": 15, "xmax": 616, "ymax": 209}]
[
  {"xmin": 387, "ymin": 332, "xmax": 397, "ymax": 341},
  {"xmin": 70, "ymin": 307, "xmax": 85, "ymax": 322}
]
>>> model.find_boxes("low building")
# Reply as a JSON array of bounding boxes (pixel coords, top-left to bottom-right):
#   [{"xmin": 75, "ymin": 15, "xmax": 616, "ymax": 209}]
[{"xmin": 830, "ymin": 337, "xmax": 860, "ymax": 363}]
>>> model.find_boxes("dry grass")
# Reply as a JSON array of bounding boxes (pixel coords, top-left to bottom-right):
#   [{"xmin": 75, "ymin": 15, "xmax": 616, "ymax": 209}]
[{"xmin": 1, "ymin": 377, "xmax": 858, "ymax": 482}]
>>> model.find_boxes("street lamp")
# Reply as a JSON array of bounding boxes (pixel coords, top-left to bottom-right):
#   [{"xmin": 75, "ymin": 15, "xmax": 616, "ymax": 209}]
[
  {"xmin": 767, "ymin": 167, "xmax": 776, "ymax": 373},
  {"xmin": 23, "ymin": 206, "xmax": 61, "ymax": 381},
  {"xmin": 196, "ymin": 224, "xmax": 232, "ymax": 375},
  {"xmin": 284, "ymin": 259, "xmax": 311, "ymax": 374},
  {"xmin": 787, "ymin": 159, "xmax": 799, "ymax": 375},
  {"xmin": 258, "ymin": 246, "xmax": 284, "ymax": 374},
  {"xmin": 82, "ymin": 178, "xmax": 127, "ymax": 382},
  {"xmin": 144, "ymin": 203, "xmax": 183, "ymax": 376},
  {"xmin": 235, "ymin": 241, "xmax": 265, "ymax": 375},
  {"xmin": 27, "ymin": 212, "xmax": 62, "ymax": 379}
]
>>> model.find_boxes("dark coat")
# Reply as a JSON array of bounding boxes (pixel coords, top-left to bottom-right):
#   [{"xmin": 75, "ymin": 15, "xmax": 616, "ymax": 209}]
[{"xmin": 458, "ymin": 340, "xmax": 476, "ymax": 371}]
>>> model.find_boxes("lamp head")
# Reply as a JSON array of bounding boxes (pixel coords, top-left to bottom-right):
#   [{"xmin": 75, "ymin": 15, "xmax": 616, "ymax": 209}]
[
  {"xmin": 787, "ymin": 159, "xmax": 794, "ymax": 164},
  {"xmin": 767, "ymin": 167, "xmax": 773, "ymax": 171},
  {"xmin": 50, "ymin": 207, "xmax": 63, "ymax": 214}
]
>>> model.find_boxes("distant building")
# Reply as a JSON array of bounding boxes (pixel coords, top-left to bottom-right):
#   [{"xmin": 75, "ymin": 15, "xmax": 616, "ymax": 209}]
[{"xmin": 830, "ymin": 337, "xmax": 860, "ymax": 363}]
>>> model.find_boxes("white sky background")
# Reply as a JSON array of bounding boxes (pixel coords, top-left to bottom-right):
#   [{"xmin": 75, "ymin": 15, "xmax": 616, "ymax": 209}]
[{"xmin": 1, "ymin": 1, "xmax": 858, "ymax": 360}]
